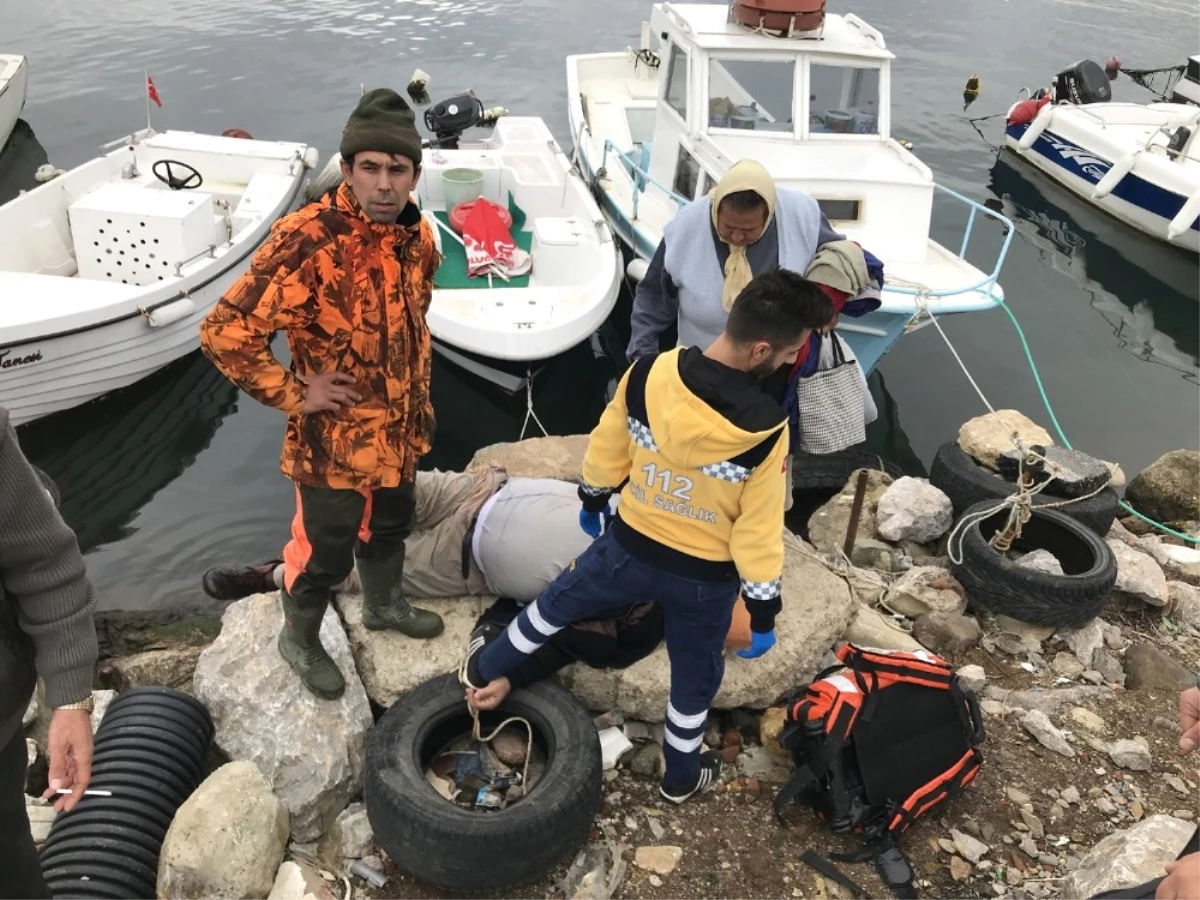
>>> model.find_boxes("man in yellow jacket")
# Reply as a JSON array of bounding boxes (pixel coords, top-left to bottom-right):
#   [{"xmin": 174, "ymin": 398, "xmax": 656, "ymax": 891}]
[{"xmin": 463, "ymin": 268, "xmax": 833, "ymax": 804}]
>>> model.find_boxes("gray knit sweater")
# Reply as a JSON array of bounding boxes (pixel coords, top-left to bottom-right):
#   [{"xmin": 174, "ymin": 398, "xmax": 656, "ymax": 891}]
[{"xmin": 0, "ymin": 408, "xmax": 97, "ymax": 748}]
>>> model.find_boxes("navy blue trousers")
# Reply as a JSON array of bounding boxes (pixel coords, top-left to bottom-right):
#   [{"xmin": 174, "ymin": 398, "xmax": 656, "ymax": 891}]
[{"xmin": 477, "ymin": 528, "xmax": 739, "ymax": 787}]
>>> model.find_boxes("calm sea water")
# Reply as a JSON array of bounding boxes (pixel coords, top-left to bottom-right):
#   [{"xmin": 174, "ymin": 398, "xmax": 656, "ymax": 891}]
[{"xmin": 3, "ymin": 0, "xmax": 1197, "ymax": 613}]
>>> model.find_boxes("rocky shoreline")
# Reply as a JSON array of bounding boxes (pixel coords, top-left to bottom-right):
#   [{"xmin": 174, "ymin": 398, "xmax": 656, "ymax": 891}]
[{"xmin": 20, "ymin": 413, "xmax": 1199, "ymax": 900}]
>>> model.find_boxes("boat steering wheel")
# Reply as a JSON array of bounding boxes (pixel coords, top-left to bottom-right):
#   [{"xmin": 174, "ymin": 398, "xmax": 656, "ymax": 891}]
[{"xmin": 152, "ymin": 159, "xmax": 204, "ymax": 191}]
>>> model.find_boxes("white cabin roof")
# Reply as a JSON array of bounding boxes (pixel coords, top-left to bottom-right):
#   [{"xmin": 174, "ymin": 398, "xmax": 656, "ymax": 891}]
[{"xmin": 653, "ymin": 3, "xmax": 894, "ymax": 60}]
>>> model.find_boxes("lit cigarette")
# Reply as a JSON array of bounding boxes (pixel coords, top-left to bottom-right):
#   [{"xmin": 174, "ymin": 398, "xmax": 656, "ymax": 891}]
[{"xmin": 54, "ymin": 788, "xmax": 113, "ymax": 796}]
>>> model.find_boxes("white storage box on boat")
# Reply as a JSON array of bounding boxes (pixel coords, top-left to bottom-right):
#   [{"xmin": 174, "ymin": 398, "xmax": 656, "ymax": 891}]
[{"xmin": 68, "ymin": 182, "xmax": 219, "ymax": 286}]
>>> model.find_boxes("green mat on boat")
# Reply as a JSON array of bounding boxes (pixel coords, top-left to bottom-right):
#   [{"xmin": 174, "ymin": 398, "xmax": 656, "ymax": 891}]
[{"xmin": 432, "ymin": 192, "xmax": 531, "ymax": 290}]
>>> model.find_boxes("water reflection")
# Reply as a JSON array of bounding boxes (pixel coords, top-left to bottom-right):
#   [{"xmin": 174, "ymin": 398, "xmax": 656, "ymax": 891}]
[
  {"xmin": 0, "ymin": 119, "xmax": 48, "ymax": 203},
  {"xmin": 988, "ymin": 150, "xmax": 1199, "ymax": 385}
]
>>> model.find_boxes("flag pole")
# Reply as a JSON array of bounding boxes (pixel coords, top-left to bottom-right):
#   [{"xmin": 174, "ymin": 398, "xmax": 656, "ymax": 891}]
[{"xmin": 145, "ymin": 69, "xmax": 151, "ymax": 132}]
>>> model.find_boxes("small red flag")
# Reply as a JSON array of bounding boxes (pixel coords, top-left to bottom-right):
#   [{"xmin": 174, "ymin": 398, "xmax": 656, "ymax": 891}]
[{"xmin": 147, "ymin": 75, "xmax": 162, "ymax": 108}]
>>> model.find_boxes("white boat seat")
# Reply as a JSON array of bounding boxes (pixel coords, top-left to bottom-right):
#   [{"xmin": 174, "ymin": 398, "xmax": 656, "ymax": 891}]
[
  {"xmin": 533, "ymin": 217, "xmax": 585, "ymax": 247},
  {"xmin": 506, "ymin": 154, "xmax": 557, "ymax": 185},
  {"xmin": 232, "ymin": 172, "xmax": 298, "ymax": 233}
]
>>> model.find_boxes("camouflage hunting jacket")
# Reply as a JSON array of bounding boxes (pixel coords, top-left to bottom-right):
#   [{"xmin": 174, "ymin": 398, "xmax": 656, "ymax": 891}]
[{"xmin": 200, "ymin": 183, "xmax": 440, "ymax": 490}]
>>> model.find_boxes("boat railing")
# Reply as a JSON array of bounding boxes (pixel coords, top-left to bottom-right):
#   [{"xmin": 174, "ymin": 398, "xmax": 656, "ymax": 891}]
[
  {"xmin": 890, "ymin": 183, "xmax": 1015, "ymax": 298},
  {"xmin": 600, "ymin": 140, "xmax": 1014, "ymax": 299},
  {"xmin": 600, "ymin": 140, "xmax": 690, "ymax": 219}
]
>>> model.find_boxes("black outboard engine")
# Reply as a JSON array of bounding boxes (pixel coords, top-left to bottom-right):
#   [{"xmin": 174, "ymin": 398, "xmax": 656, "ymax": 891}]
[
  {"xmin": 423, "ymin": 94, "xmax": 486, "ymax": 149},
  {"xmin": 1054, "ymin": 60, "xmax": 1113, "ymax": 105}
]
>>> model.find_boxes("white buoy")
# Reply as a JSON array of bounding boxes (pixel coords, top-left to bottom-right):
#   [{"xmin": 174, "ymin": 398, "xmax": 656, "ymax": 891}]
[
  {"xmin": 626, "ymin": 258, "xmax": 649, "ymax": 284},
  {"xmin": 1166, "ymin": 189, "xmax": 1200, "ymax": 241},
  {"xmin": 34, "ymin": 164, "xmax": 65, "ymax": 183},
  {"xmin": 1017, "ymin": 103, "xmax": 1054, "ymax": 151},
  {"xmin": 1091, "ymin": 151, "xmax": 1136, "ymax": 200}
]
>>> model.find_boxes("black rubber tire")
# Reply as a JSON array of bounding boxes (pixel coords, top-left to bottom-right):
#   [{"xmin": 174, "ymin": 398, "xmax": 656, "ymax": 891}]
[
  {"xmin": 929, "ymin": 441, "xmax": 1119, "ymax": 536},
  {"xmin": 364, "ymin": 672, "xmax": 603, "ymax": 894},
  {"xmin": 791, "ymin": 444, "xmax": 904, "ymax": 496},
  {"xmin": 949, "ymin": 501, "xmax": 1118, "ymax": 629}
]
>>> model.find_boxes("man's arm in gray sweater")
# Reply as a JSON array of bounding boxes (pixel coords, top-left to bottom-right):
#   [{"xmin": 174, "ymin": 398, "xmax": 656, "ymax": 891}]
[{"xmin": 0, "ymin": 413, "xmax": 97, "ymax": 707}]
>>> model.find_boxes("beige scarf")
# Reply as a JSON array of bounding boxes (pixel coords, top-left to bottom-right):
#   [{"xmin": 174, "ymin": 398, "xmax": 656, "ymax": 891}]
[{"xmin": 709, "ymin": 159, "xmax": 778, "ymax": 310}]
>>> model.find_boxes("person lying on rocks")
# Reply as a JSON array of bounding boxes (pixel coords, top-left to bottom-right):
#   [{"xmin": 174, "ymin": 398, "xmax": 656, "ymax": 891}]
[
  {"xmin": 201, "ymin": 467, "xmax": 667, "ymax": 706},
  {"xmin": 462, "ymin": 269, "xmax": 833, "ymax": 805}
]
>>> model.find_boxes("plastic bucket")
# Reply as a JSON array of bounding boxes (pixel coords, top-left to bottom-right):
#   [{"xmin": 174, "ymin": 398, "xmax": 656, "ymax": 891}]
[
  {"xmin": 442, "ymin": 168, "xmax": 484, "ymax": 209},
  {"xmin": 824, "ymin": 109, "xmax": 853, "ymax": 132}
]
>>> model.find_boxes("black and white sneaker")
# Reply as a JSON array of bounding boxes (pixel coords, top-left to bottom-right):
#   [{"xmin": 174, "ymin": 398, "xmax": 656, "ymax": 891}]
[
  {"xmin": 459, "ymin": 622, "xmax": 501, "ymax": 690},
  {"xmin": 659, "ymin": 750, "xmax": 722, "ymax": 805}
]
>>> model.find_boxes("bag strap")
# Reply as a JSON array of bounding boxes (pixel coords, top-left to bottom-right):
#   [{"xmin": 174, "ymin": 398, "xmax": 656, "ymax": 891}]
[
  {"xmin": 800, "ymin": 850, "xmax": 869, "ymax": 900},
  {"xmin": 829, "ymin": 331, "xmax": 846, "ymax": 366}
]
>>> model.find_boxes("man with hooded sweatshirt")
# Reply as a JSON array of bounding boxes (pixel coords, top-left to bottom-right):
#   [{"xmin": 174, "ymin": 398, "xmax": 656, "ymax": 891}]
[
  {"xmin": 200, "ymin": 88, "xmax": 444, "ymax": 701},
  {"xmin": 463, "ymin": 268, "xmax": 834, "ymax": 804}
]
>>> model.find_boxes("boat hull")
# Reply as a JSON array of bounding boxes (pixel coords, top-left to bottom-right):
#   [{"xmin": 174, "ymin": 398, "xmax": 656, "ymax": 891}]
[
  {"xmin": 1004, "ymin": 121, "xmax": 1200, "ymax": 254},
  {"xmin": 0, "ymin": 55, "xmax": 28, "ymax": 152}
]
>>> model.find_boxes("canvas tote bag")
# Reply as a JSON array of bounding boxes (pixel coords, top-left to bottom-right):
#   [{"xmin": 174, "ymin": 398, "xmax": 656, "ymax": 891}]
[{"xmin": 794, "ymin": 333, "xmax": 867, "ymax": 454}]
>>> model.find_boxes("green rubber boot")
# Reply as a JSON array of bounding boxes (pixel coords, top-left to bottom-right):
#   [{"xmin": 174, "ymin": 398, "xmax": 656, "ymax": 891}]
[
  {"xmin": 278, "ymin": 590, "xmax": 346, "ymax": 700},
  {"xmin": 357, "ymin": 549, "xmax": 444, "ymax": 638}
]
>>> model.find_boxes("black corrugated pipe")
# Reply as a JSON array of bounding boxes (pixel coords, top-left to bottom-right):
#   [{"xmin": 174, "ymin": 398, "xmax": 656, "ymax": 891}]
[{"xmin": 39, "ymin": 686, "xmax": 213, "ymax": 899}]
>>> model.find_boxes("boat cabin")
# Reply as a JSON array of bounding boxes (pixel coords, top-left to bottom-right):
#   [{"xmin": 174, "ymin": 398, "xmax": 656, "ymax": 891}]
[{"xmin": 628, "ymin": 2, "xmax": 937, "ymax": 262}]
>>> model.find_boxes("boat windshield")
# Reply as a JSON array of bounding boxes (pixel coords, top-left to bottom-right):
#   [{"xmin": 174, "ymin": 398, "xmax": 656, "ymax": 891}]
[
  {"xmin": 707, "ymin": 57, "xmax": 796, "ymax": 134},
  {"xmin": 705, "ymin": 55, "xmax": 883, "ymax": 138}
]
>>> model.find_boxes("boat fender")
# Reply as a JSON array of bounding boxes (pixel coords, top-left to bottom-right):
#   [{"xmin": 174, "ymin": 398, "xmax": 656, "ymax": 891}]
[
  {"xmin": 1017, "ymin": 102, "xmax": 1054, "ymax": 151},
  {"xmin": 626, "ymin": 258, "xmax": 649, "ymax": 284},
  {"xmin": 303, "ymin": 146, "xmax": 320, "ymax": 170},
  {"xmin": 146, "ymin": 298, "xmax": 196, "ymax": 328},
  {"xmin": 1006, "ymin": 96, "xmax": 1050, "ymax": 128},
  {"xmin": 1091, "ymin": 150, "xmax": 1136, "ymax": 200},
  {"xmin": 1166, "ymin": 189, "xmax": 1200, "ymax": 241}
]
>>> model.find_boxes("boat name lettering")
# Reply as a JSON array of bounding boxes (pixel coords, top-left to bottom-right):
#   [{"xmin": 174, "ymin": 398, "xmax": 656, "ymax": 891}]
[
  {"xmin": 1047, "ymin": 139, "xmax": 1111, "ymax": 179},
  {"xmin": 0, "ymin": 350, "xmax": 43, "ymax": 370}
]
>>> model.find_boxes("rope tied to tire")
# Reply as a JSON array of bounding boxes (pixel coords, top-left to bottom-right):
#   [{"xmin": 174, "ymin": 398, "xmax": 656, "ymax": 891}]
[
  {"xmin": 946, "ymin": 442, "xmax": 1116, "ymax": 566},
  {"xmin": 457, "ymin": 654, "xmax": 537, "ymax": 799}
]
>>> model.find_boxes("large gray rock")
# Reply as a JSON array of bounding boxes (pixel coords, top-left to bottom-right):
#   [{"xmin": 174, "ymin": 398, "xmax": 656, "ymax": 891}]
[
  {"xmin": 997, "ymin": 445, "xmax": 1112, "ymax": 499},
  {"xmin": 158, "ymin": 760, "xmax": 289, "ymax": 900},
  {"xmin": 882, "ymin": 567, "xmax": 966, "ymax": 618},
  {"xmin": 911, "ymin": 612, "xmax": 982, "ymax": 660},
  {"xmin": 1125, "ymin": 450, "xmax": 1200, "ymax": 524},
  {"xmin": 875, "ymin": 477, "xmax": 954, "ymax": 544},
  {"xmin": 842, "ymin": 604, "xmax": 924, "ymax": 653},
  {"xmin": 1123, "ymin": 643, "xmax": 1198, "ymax": 692},
  {"xmin": 193, "ymin": 594, "xmax": 374, "ymax": 842},
  {"xmin": 1169, "ymin": 581, "xmax": 1200, "ymax": 630},
  {"xmin": 807, "ymin": 468, "xmax": 895, "ymax": 555},
  {"xmin": 470, "ymin": 435, "xmax": 590, "ymax": 481},
  {"xmin": 1062, "ymin": 815, "xmax": 1196, "ymax": 899},
  {"xmin": 341, "ymin": 531, "xmax": 855, "ymax": 719},
  {"xmin": 958, "ymin": 410, "xmax": 1053, "ymax": 470},
  {"xmin": 1058, "ymin": 618, "xmax": 1107, "ymax": 669},
  {"xmin": 1106, "ymin": 539, "xmax": 1169, "ymax": 607}
]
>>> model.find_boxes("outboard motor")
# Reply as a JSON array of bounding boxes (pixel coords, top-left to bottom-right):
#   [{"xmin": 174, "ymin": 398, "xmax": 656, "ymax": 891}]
[
  {"xmin": 423, "ymin": 93, "xmax": 486, "ymax": 149},
  {"xmin": 1054, "ymin": 60, "xmax": 1113, "ymax": 105}
]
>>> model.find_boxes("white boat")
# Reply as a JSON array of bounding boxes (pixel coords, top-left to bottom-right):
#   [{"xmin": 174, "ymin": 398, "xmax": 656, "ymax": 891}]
[
  {"xmin": 0, "ymin": 54, "xmax": 29, "ymax": 152},
  {"xmin": 308, "ymin": 113, "xmax": 622, "ymax": 383},
  {"xmin": 565, "ymin": 1, "xmax": 1014, "ymax": 375},
  {"xmin": 1005, "ymin": 60, "xmax": 1200, "ymax": 255},
  {"xmin": 0, "ymin": 128, "xmax": 319, "ymax": 426},
  {"xmin": 1170, "ymin": 55, "xmax": 1200, "ymax": 107}
]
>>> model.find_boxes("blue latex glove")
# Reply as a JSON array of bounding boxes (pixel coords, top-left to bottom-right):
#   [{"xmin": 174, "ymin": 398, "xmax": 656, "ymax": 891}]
[
  {"xmin": 579, "ymin": 507, "xmax": 613, "ymax": 539},
  {"xmin": 737, "ymin": 629, "xmax": 776, "ymax": 659}
]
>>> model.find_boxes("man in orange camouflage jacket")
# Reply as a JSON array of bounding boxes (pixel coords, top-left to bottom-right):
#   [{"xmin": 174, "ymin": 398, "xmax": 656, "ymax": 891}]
[{"xmin": 200, "ymin": 88, "xmax": 444, "ymax": 700}]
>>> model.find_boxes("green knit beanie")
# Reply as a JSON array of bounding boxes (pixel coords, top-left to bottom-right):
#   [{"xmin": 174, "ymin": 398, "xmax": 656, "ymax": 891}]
[{"xmin": 339, "ymin": 88, "xmax": 423, "ymax": 167}]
